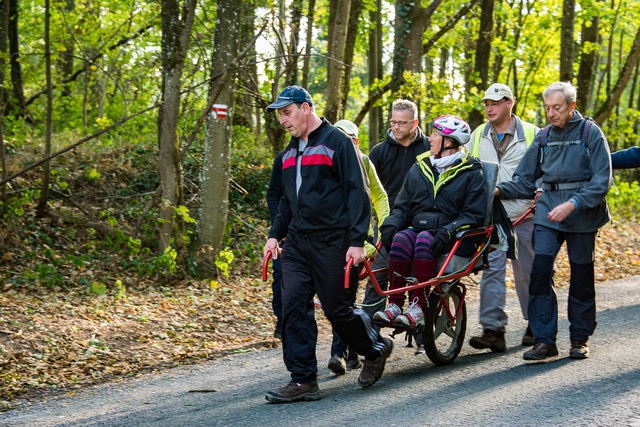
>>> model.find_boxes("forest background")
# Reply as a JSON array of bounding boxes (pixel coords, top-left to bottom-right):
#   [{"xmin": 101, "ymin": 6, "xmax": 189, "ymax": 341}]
[{"xmin": 0, "ymin": 0, "xmax": 639, "ymax": 404}]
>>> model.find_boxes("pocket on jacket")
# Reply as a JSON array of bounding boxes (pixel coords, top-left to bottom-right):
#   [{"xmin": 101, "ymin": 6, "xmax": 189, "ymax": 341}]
[{"xmin": 411, "ymin": 213, "xmax": 440, "ymax": 230}]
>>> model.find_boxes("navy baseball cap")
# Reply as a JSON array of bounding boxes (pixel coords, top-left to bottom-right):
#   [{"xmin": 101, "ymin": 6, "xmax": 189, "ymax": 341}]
[{"xmin": 266, "ymin": 86, "xmax": 313, "ymax": 112}]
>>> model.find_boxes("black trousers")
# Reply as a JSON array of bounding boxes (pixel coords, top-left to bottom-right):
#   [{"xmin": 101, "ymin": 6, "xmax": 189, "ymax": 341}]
[{"xmin": 280, "ymin": 229, "xmax": 384, "ymax": 383}]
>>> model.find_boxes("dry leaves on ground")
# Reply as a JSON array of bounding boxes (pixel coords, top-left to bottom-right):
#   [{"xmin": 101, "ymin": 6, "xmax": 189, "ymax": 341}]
[{"xmin": 0, "ymin": 218, "xmax": 638, "ymax": 404}]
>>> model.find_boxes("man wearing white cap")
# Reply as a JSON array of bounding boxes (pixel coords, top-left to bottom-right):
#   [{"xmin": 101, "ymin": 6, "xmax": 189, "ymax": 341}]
[{"xmin": 467, "ymin": 83, "xmax": 540, "ymax": 352}]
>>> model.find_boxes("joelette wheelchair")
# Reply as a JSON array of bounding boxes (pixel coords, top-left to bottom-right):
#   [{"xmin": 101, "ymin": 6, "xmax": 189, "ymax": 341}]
[{"xmin": 263, "ymin": 161, "xmax": 532, "ymax": 367}]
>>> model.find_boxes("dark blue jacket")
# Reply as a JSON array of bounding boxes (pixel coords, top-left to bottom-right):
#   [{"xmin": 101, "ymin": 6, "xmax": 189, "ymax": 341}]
[{"xmin": 611, "ymin": 146, "xmax": 640, "ymax": 169}]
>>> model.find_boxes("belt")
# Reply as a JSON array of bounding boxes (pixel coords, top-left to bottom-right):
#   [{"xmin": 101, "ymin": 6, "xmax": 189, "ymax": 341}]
[{"xmin": 540, "ymin": 182, "xmax": 587, "ymax": 191}]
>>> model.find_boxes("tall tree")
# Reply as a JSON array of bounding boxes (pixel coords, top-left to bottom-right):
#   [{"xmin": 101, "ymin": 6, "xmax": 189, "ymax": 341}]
[
  {"xmin": 36, "ymin": 0, "xmax": 53, "ymax": 217},
  {"xmin": 199, "ymin": 0, "xmax": 241, "ymax": 262},
  {"xmin": 59, "ymin": 0, "xmax": 75, "ymax": 98},
  {"xmin": 324, "ymin": 0, "xmax": 351, "ymax": 123},
  {"xmin": 158, "ymin": 0, "xmax": 197, "ymax": 252},
  {"xmin": 301, "ymin": 0, "xmax": 316, "ymax": 89},
  {"xmin": 0, "ymin": 0, "xmax": 8, "ymax": 198},
  {"xmin": 340, "ymin": 0, "xmax": 362, "ymax": 116},
  {"xmin": 391, "ymin": 0, "xmax": 442, "ymax": 94},
  {"xmin": 593, "ymin": 26, "xmax": 640, "ymax": 124},
  {"xmin": 368, "ymin": 0, "xmax": 384, "ymax": 149},
  {"xmin": 286, "ymin": 0, "xmax": 303, "ymax": 86},
  {"xmin": 469, "ymin": 0, "xmax": 494, "ymax": 128},
  {"xmin": 560, "ymin": 0, "xmax": 576, "ymax": 82},
  {"xmin": 576, "ymin": 2, "xmax": 601, "ymax": 113},
  {"xmin": 8, "ymin": 0, "xmax": 26, "ymax": 120}
]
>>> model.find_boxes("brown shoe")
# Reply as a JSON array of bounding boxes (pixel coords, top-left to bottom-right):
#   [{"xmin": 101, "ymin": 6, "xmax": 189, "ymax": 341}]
[
  {"xmin": 569, "ymin": 341, "xmax": 589, "ymax": 359},
  {"xmin": 521, "ymin": 325, "xmax": 535, "ymax": 346},
  {"xmin": 523, "ymin": 342, "xmax": 558, "ymax": 360},
  {"xmin": 358, "ymin": 338, "xmax": 394, "ymax": 387},
  {"xmin": 469, "ymin": 329, "xmax": 507, "ymax": 352},
  {"xmin": 265, "ymin": 381, "xmax": 321, "ymax": 403}
]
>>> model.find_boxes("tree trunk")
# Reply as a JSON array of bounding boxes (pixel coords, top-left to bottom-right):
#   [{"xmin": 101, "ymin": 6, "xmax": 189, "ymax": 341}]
[
  {"xmin": 391, "ymin": 0, "xmax": 442, "ymax": 96},
  {"xmin": 301, "ymin": 0, "xmax": 316, "ymax": 89},
  {"xmin": 36, "ymin": 0, "xmax": 53, "ymax": 217},
  {"xmin": 593, "ymin": 26, "xmax": 640, "ymax": 125},
  {"xmin": 368, "ymin": 0, "xmax": 383, "ymax": 150},
  {"xmin": 0, "ymin": 0, "xmax": 8, "ymax": 198},
  {"xmin": 469, "ymin": 0, "xmax": 494, "ymax": 129},
  {"xmin": 576, "ymin": 4, "xmax": 600, "ymax": 114},
  {"xmin": 8, "ymin": 0, "xmax": 26, "ymax": 120},
  {"xmin": 285, "ymin": 0, "xmax": 303, "ymax": 86},
  {"xmin": 324, "ymin": 0, "xmax": 351, "ymax": 123},
  {"xmin": 158, "ymin": 0, "xmax": 196, "ymax": 252},
  {"xmin": 59, "ymin": 0, "xmax": 75, "ymax": 98},
  {"xmin": 199, "ymin": 0, "xmax": 241, "ymax": 263},
  {"xmin": 236, "ymin": 5, "xmax": 257, "ymax": 130},
  {"xmin": 560, "ymin": 0, "xmax": 576, "ymax": 82},
  {"xmin": 340, "ymin": 0, "xmax": 362, "ymax": 115}
]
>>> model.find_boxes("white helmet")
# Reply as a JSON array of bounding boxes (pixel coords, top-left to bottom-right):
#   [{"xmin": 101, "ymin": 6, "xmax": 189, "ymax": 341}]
[{"xmin": 429, "ymin": 115, "xmax": 471, "ymax": 146}]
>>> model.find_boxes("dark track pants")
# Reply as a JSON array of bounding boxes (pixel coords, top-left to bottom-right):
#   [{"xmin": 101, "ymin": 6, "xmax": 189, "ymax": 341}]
[
  {"xmin": 528, "ymin": 225, "xmax": 598, "ymax": 345},
  {"xmin": 280, "ymin": 230, "xmax": 384, "ymax": 383}
]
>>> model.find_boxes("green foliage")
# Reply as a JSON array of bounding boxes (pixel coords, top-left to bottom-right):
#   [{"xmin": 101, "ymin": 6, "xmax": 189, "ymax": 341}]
[
  {"xmin": 214, "ymin": 248, "xmax": 235, "ymax": 279},
  {"xmin": 607, "ymin": 181, "xmax": 640, "ymax": 221},
  {"xmin": 85, "ymin": 168, "xmax": 102, "ymax": 182}
]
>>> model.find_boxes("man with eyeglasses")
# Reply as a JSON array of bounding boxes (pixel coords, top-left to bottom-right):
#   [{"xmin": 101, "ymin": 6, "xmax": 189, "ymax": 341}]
[
  {"xmin": 365, "ymin": 99, "xmax": 430, "ymax": 354},
  {"xmin": 467, "ymin": 83, "xmax": 540, "ymax": 353}
]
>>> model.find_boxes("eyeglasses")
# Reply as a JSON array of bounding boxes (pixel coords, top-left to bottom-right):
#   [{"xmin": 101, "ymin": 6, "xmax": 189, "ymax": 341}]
[
  {"xmin": 389, "ymin": 120, "xmax": 412, "ymax": 127},
  {"xmin": 483, "ymin": 100, "xmax": 508, "ymax": 110}
]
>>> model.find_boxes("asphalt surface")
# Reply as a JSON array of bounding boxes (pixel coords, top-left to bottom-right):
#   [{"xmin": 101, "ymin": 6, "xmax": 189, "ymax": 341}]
[{"xmin": 2, "ymin": 276, "xmax": 640, "ymax": 427}]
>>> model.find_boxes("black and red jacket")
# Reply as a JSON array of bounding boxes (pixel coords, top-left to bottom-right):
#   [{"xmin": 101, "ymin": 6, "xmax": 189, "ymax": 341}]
[{"xmin": 269, "ymin": 119, "xmax": 371, "ymax": 247}]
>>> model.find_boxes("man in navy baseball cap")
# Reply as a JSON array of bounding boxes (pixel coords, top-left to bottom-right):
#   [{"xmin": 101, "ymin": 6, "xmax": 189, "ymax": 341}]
[{"xmin": 266, "ymin": 85, "xmax": 314, "ymax": 112}]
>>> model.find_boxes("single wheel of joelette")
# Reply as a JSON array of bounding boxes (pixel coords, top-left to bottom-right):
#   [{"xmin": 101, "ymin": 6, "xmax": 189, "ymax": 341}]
[{"xmin": 423, "ymin": 281, "xmax": 467, "ymax": 366}]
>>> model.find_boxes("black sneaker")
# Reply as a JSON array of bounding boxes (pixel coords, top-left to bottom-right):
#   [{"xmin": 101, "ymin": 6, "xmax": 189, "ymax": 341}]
[
  {"xmin": 274, "ymin": 319, "xmax": 282, "ymax": 339},
  {"xmin": 265, "ymin": 381, "xmax": 321, "ymax": 403},
  {"xmin": 569, "ymin": 341, "xmax": 589, "ymax": 359},
  {"xmin": 327, "ymin": 355, "xmax": 346, "ymax": 375},
  {"xmin": 523, "ymin": 342, "xmax": 558, "ymax": 360},
  {"xmin": 357, "ymin": 338, "xmax": 394, "ymax": 387}
]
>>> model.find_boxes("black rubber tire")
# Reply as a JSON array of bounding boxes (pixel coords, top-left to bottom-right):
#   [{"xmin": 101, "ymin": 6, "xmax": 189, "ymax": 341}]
[{"xmin": 423, "ymin": 283, "xmax": 466, "ymax": 366}]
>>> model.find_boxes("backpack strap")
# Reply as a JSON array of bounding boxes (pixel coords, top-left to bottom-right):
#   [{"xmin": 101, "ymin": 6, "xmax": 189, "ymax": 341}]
[
  {"xmin": 538, "ymin": 117, "xmax": 596, "ymax": 162},
  {"xmin": 581, "ymin": 116, "xmax": 595, "ymax": 153}
]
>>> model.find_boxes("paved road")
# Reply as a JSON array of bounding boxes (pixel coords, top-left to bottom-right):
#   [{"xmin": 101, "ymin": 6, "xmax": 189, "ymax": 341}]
[{"xmin": 2, "ymin": 276, "xmax": 640, "ymax": 427}]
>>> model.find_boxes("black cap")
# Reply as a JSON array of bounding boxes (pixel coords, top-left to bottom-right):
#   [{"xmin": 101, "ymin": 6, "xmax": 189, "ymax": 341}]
[{"xmin": 266, "ymin": 86, "xmax": 313, "ymax": 112}]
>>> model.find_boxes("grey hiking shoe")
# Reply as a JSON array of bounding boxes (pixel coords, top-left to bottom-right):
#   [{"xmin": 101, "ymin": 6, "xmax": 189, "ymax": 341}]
[
  {"xmin": 357, "ymin": 338, "xmax": 394, "ymax": 387},
  {"xmin": 265, "ymin": 381, "xmax": 321, "ymax": 403}
]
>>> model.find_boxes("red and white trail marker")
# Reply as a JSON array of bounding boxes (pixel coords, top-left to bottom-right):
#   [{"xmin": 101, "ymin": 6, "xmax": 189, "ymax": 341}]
[{"xmin": 211, "ymin": 104, "xmax": 228, "ymax": 119}]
